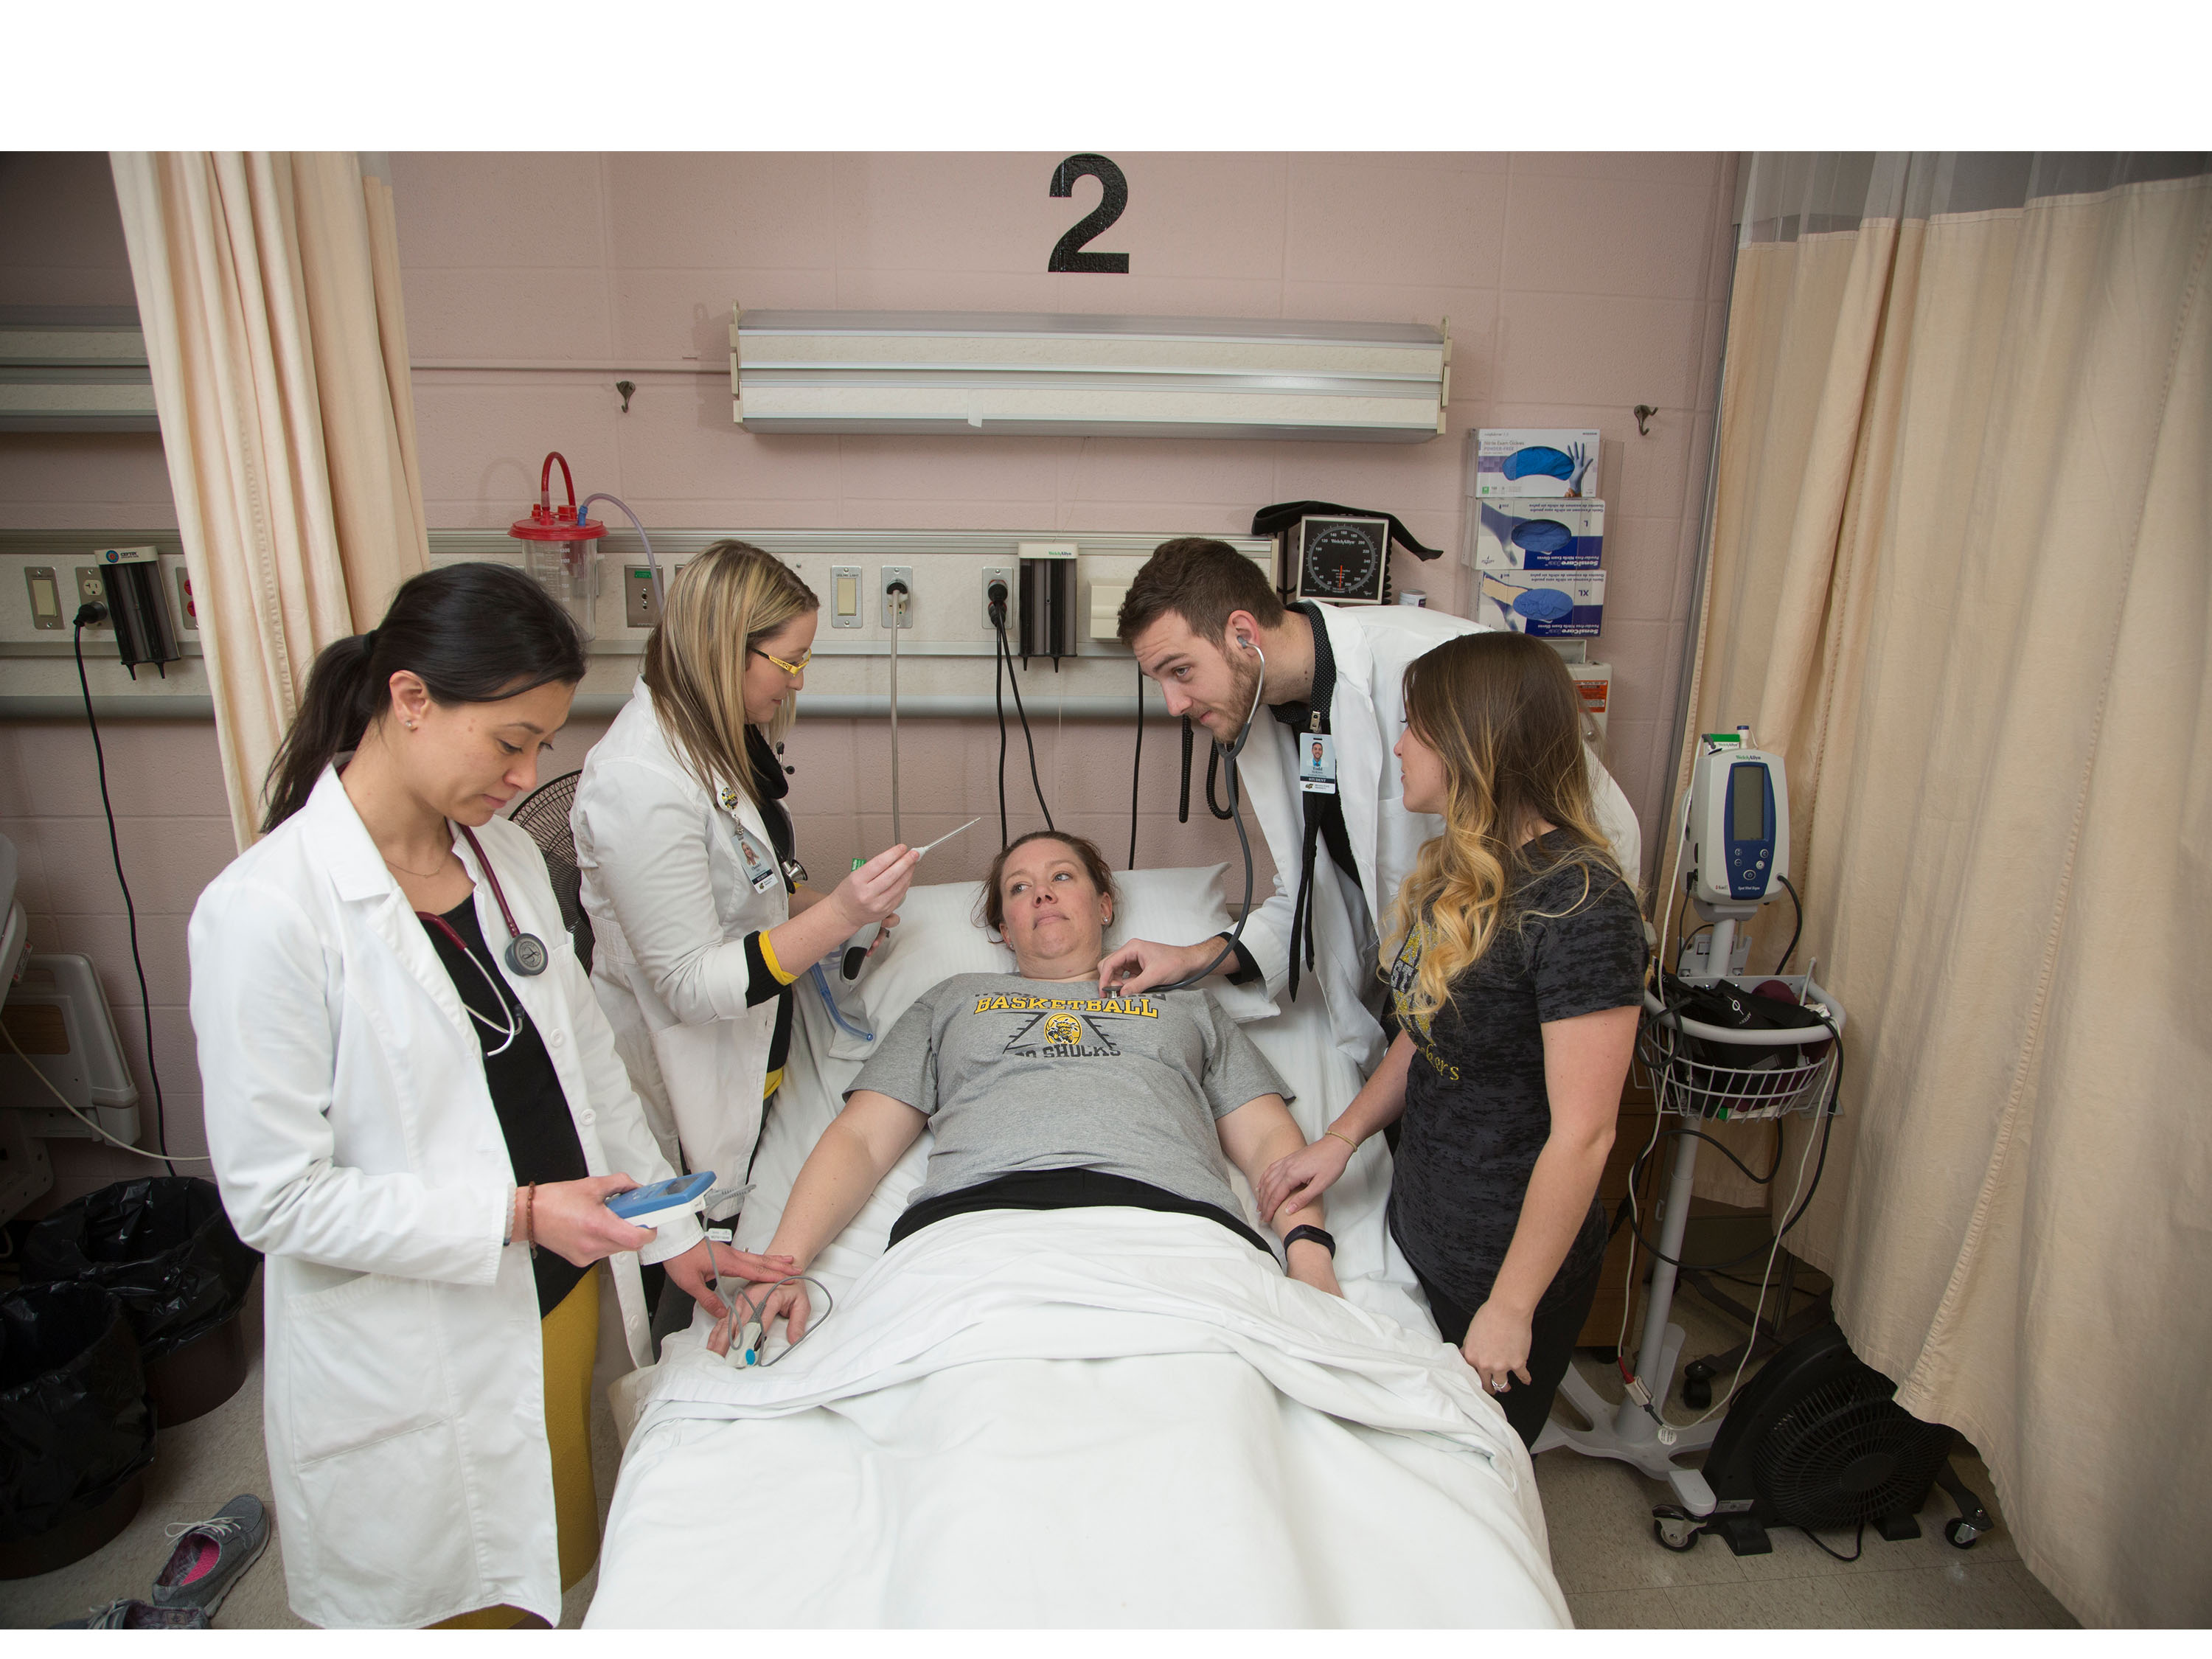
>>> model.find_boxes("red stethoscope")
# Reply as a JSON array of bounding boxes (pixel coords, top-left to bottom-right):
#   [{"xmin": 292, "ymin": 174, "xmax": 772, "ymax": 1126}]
[{"xmin": 414, "ymin": 824, "xmax": 551, "ymax": 1057}]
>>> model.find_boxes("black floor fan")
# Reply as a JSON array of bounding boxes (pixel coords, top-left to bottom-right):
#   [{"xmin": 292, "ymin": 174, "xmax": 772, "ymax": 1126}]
[{"xmin": 1653, "ymin": 1322, "xmax": 1994, "ymax": 1557}]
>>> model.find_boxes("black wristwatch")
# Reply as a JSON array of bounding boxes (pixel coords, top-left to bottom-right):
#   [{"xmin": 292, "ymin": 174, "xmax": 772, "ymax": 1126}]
[{"xmin": 1283, "ymin": 1225, "xmax": 1336, "ymax": 1257}]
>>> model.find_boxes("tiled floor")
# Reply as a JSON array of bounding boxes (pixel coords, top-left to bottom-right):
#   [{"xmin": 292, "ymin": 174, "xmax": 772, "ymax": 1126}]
[{"xmin": 1, "ymin": 1278, "xmax": 2079, "ymax": 1630}]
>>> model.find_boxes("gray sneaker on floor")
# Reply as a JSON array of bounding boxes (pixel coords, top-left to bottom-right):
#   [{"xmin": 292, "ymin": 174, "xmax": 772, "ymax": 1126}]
[
  {"xmin": 150, "ymin": 1492, "xmax": 271, "ymax": 1616},
  {"xmin": 53, "ymin": 1599, "xmax": 212, "ymax": 1628}
]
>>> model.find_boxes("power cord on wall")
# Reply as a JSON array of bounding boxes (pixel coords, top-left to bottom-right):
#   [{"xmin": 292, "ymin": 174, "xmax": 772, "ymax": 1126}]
[
  {"xmin": 43, "ymin": 602, "xmax": 190, "ymax": 1173},
  {"xmin": 987, "ymin": 585, "xmax": 1053, "ymax": 844}
]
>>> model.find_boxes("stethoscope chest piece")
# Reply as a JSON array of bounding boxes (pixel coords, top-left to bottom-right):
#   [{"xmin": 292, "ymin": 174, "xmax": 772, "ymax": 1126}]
[{"xmin": 456, "ymin": 822, "xmax": 551, "ymax": 976}]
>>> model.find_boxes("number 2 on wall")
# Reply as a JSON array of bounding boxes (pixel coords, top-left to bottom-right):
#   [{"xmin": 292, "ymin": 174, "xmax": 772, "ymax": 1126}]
[{"xmin": 1048, "ymin": 154, "xmax": 1130, "ymax": 274}]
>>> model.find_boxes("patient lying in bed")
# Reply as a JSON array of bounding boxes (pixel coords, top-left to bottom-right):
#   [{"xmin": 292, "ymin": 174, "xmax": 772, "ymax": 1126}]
[{"xmin": 726, "ymin": 830, "xmax": 1341, "ymax": 1350}]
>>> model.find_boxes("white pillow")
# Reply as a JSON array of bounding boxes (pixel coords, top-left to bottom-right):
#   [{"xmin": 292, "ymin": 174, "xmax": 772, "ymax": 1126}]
[
  {"xmin": 824, "ymin": 862, "xmax": 1276, "ymax": 1059},
  {"xmin": 1106, "ymin": 863, "xmax": 1279, "ymax": 1023}
]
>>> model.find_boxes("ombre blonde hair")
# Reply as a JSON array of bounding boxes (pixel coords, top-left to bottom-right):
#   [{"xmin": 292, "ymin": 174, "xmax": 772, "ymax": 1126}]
[
  {"xmin": 641, "ymin": 540, "xmax": 818, "ymax": 811},
  {"xmin": 1382, "ymin": 631, "xmax": 1631, "ymax": 1029}
]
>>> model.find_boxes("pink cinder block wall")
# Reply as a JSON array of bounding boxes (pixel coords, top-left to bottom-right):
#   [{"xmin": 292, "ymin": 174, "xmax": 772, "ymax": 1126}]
[{"xmin": 0, "ymin": 150, "xmax": 1736, "ymax": 1207}]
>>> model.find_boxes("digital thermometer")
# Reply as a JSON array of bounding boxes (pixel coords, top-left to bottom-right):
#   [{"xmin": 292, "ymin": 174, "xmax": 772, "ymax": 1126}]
[
  {"xmin": 840, "ymin": 818, "xmax": 982, "ymax": 979},
  {"xmin": 1687, "ymin": 735, "xmax": 1788, "ymax": 906}
]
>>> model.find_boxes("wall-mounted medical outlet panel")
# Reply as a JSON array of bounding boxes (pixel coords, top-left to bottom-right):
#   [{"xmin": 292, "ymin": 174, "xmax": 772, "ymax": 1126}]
[
  {"xmin": 879, "ymin": 566, "xmax": 914, "ymax": 629},
  {"xmin": 980, "ymin": 565, "xmax": 1015, "ymax": 631},
  {"xmin": 1088, "ymin": 580, "xmax": 1130, "ymax": 641},
  {"xmin": 830, "ymin": 564, "xmax": 863, "ymax": 629},
  {"xmin": 24, "ymin": 567, "xmax": 62, "ymax": 630},
  {"xmin": 623, "ymin": 567, "xmax": 660, "ymax": 629}
]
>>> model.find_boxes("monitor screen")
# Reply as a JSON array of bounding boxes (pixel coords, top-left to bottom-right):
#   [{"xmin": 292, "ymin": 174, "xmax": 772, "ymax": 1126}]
[{"xmin": 1730, "ymin": 762, "xmax": 1767, "ymax": 842}]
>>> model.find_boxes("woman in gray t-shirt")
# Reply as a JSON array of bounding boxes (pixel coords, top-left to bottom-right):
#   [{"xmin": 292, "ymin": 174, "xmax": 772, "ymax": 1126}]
[{"xmin": 726, "ymin": 831, "xmax": 1344, "ymax": 1352}]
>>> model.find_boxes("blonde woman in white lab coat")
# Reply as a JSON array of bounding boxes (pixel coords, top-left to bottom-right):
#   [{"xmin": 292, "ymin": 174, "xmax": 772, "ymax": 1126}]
[
  {"xmin": 571, "ymin": 541, "xmax": 919, "ymax": 1244},
  {"xmin": 189, "ymin": 564, "xmax": 790, "ymax": 1628}
]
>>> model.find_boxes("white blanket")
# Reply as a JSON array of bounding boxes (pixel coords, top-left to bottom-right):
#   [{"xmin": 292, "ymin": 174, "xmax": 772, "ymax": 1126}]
[{"xmin": 589, "ymin": 1208, "xmax": 1567, "ymax": 1627}]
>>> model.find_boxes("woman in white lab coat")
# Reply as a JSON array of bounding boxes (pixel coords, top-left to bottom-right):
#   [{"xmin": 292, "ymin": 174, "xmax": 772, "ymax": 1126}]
[
  {"xmin": 189, "ymin": 563, "xmax": 789, "ymax": 1629},
  {"xmin": 571, "ymin": 541, "xmax": 918, "ymax": 1241}
]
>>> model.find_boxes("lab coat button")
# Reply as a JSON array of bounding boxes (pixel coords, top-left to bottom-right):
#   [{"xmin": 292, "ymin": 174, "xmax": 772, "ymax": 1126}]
[{"xmin": 549, "ymin": 1030, "xmax": 566, "ymax": 1047}]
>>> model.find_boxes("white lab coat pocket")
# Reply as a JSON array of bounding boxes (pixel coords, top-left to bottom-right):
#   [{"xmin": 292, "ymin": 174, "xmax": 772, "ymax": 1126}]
[
  {"xmin": 291, "ymin": 1419, "xmax": 476, "ymax": 1626},
  {"xmin": 284, "ymin": 1272, "xmax": 452, "ymax": 1465}
]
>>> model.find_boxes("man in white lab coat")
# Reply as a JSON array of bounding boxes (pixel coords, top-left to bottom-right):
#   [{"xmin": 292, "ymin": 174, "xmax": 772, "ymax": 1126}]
[{"xmin": 1104, "ymin": 538, "xmax": 1642, "ymax": 1074}]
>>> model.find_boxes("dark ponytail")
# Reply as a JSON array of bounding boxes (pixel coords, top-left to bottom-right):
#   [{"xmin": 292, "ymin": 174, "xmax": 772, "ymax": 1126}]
[{"xmin": 260, "ymin": 563, "xmax": 588, "ymax": 832}]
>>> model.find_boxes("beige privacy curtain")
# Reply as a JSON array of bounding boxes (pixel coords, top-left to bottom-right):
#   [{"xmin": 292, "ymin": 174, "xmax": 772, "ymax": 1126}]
[
  {"xmin": 1683, "ymin": 153, "xmax": 2211, "ymax": 1628},
  {"xmin": 111, "ymin": 152, "xmax": 431, "ymax": 848}
]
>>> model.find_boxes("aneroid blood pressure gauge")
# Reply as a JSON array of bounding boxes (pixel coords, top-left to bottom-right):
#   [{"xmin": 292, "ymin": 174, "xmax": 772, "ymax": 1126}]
[{"xmin": 1287, "ymin": 515, "xmax": 1390, "ymax": 605}]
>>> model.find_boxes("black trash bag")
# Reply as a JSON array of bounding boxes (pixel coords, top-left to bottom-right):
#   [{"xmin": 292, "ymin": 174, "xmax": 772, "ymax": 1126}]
[
  {"xmin": 22, "ymin": 1178, "xmax": 261, "ymax": 1363},
  {"xmin": 0, "ymin": 1281, "xmax": 155, "ymax": 1542}
]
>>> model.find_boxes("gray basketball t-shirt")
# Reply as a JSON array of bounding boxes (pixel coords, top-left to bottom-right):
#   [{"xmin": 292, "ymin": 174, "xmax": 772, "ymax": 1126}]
[{"xmin": 849, "ymin": 974, "xmax": 1292, "ymax": 1214}]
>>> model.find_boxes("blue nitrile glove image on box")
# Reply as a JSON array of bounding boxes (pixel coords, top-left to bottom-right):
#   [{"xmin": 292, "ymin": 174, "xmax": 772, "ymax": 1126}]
[
  {"xmin": 1475, "ymin": 570, "xmax": 1606, "ymax": 636},
  {"xmin": 1471, "ymin": 498, "xmax": 1604, "ymax": 570},
  {"xmin": 1470, "ymin": 427, "xmax": 1601, "ymax": 498}
]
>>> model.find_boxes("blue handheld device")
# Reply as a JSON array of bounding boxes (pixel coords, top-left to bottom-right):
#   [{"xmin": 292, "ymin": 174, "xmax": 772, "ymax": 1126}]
[{"xmin": 605, "ymin": 1171, "xmax": 715, "ymax": 1225}]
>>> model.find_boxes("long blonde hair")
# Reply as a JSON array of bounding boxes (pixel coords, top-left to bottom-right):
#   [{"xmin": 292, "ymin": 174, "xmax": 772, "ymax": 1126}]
[
  {"xmin": 641, "ymin": 540, "xmax": 818, "ymax": 810},
  {"xmin": 1382, "ymin": 631, "xmax": 1630, "ymax": 1028}
]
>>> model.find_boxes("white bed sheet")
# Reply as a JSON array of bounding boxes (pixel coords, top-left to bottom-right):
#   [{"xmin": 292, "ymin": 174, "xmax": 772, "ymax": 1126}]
[{"xmin": 590, "ymin": 946, "xmax": 1570, "ymax": 1627}]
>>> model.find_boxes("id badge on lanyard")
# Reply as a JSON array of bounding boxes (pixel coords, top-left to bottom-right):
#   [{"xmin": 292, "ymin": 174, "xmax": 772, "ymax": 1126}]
[
  {"xmin": 733, "ymin": 824, "xmax": 782, "ymax": 893},
  {"xmin": 1298, "ymin": 720, "xmax": 1338, "ymax": 796}
]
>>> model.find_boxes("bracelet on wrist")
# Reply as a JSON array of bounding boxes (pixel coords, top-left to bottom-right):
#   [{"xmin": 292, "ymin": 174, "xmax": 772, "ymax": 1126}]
[
  {"xmin": 1323, "ymin": 1130, "xmax": 1358, "ymax": 1153},
  {"xmin": 1283, "ymin": 1224, "xmax": 1336, "ymax": 1257}
]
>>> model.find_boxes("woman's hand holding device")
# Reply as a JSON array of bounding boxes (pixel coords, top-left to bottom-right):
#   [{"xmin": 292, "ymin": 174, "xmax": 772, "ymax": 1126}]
[
  {"xmin": 531, "ymin": 1174, "xmax": 664, "ymax": 1266},
  {"xmin": 831, "ymin": 843, "xmax": 921, "ymax": 933}
]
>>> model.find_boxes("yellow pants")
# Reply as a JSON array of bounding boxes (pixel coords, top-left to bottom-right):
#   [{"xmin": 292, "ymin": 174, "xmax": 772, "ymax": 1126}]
[{"xmin": 432, "ymin": 1269, "xmax": 602, "ymax": 1629}]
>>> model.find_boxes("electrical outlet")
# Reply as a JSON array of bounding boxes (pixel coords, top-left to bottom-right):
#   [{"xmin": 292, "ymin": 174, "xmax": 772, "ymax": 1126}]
[
  {"xmin": 830, "ymin": 564, "xmax": 862, "ymax": 629},
  {"xmin": 74, "ymin": 566, "xmax": 107, "ymax": 624},
  {"xmin": 980, "ymin": 565, "xmax": 1015, "ymax": 632},
  {"xmin": 880, "ymin": 566, "xmax": 914, "ymax": 628},
  {"xmin": 623, "ymin": 566, "xmax": 660, "ymax": 629},
  {"xmin": 174, "ymin": 566, "xmax": 198, "ymax": 630}
]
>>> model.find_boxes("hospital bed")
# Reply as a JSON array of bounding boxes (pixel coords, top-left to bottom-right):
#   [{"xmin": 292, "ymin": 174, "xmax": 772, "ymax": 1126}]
[{"xmin": 585, "ymin": 867, "xmax": 1571, "ymax": 1627}]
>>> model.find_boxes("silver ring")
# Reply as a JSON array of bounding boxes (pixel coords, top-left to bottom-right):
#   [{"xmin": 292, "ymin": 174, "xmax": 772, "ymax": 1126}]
[{"xmin": 1492, "ymin": 1378, "xmax": 1510, "ymax": 1392}]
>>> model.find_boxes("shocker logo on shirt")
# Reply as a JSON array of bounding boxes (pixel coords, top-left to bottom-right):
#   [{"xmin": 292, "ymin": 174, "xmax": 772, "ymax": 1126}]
[{"xmin": 1002, "ymin": 1008, "xmax": 1121, "ymax": 1060}]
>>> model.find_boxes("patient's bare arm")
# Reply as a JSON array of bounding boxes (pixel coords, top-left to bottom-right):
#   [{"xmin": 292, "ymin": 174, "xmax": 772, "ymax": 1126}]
[
  {"xmin": 724, "ymin": 1091, "xmax": 927, "ymax": 1350},
  {"xmin": 1217, "ymin": 1094, "xmax": 1343, "ymax": 1298}
]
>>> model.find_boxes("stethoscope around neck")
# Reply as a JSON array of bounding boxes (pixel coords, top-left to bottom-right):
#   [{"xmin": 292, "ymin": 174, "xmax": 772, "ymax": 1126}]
[
  {"xmin": 413, "ymin": 822, "xmax": 551, "ymax": 1057},
  {"xmin": 1148, "ymin": 636, "xmax": 1266, "ymax": 995}
]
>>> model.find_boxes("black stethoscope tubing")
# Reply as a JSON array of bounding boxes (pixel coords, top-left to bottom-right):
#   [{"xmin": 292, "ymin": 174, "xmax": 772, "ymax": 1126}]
[{"xmin": 1151, "ymin": 640, "xmax": 1266, "ymax": 995}]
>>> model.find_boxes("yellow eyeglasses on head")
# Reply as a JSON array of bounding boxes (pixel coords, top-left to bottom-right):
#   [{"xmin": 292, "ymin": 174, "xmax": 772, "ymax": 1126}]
[{"xmin": 749, "ymin": 644, "xmax": 812, "ymax": 677}]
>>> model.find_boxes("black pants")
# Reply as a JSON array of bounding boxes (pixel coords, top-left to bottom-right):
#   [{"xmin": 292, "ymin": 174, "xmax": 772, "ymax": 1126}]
[
  {"xmin": 888, "ymin": 1167, "xmax": 1276, "ymax": 1257},
  {"xmin": 1413, "ymin": 1251, "xmax": 1604, "ymax": 1449}
]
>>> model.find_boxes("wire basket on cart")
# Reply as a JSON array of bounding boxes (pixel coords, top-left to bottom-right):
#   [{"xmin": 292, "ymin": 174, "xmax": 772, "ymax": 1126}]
[{"xmin": 1637, "ymin": 975, "xmax": 1846, "ymax": 1122}]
